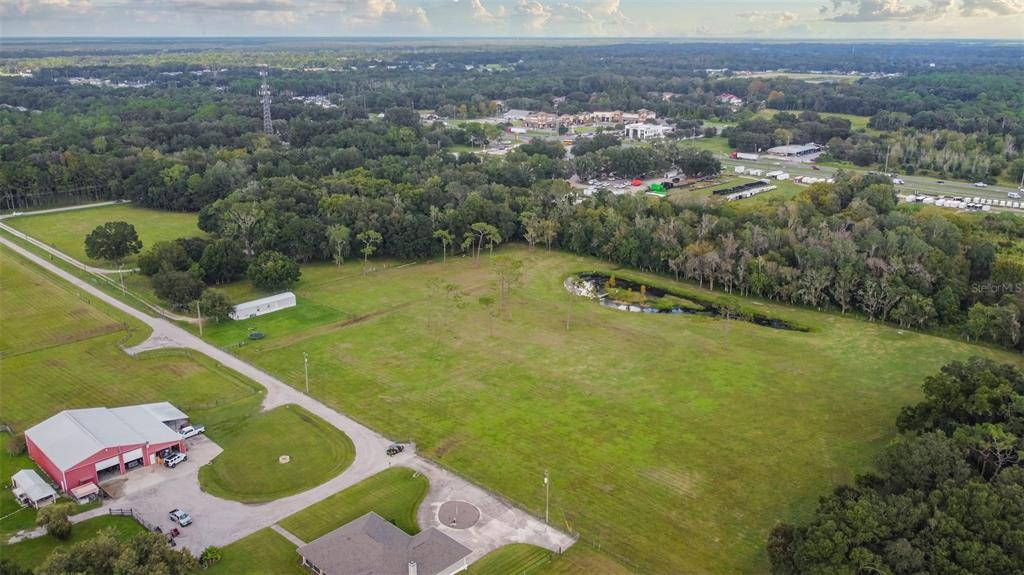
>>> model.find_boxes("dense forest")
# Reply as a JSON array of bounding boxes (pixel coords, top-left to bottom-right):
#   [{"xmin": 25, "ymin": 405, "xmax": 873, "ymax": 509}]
[
  {"xmin": 768, "ymin": 357, "xmax": 1024, "ymax": 574},
  {"xmin": 2, "ymin": 43, "xmax": 1024, "ymax": 351}
]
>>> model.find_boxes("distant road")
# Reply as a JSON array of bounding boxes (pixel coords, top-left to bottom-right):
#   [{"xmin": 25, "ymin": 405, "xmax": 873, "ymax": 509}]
[
  {"xmin": 0, "ymin": 201, "xmax": 131, "ymax": 273},
  {"xmin": 719, "ymin": 156, "xmax": 1023, "ymax": 206}
]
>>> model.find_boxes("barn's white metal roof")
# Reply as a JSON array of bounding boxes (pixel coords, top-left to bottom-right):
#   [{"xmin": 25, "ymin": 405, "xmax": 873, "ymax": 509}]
[
  {"xmin": 11, "ymin": 469, "xmax": 56, "ymax": 502},
  {"xmin": 25, "ymin": 403, "xmax": 186, "ymax": 471},
  {"xmin": 132, "ymin": 402, "xmax": 187, "ymax": 423},
  {"xmin": 232, "ymin": 291, "xmax": 296, "ymax": 312}
]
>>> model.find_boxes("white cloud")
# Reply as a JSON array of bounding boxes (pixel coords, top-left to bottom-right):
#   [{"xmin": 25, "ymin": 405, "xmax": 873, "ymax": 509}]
[
  {"xmin": 960, "ymin": 0, "xmax": 1024, "ymax": 16},
  {"xmin": 0, "ymin": 0, "xmax": 1019, "ymax": 37},
  {"xmin": 737, "ymin": 10, "xmax": 801, "ymax": 25},
  {"xmin": 823, "ymin": 0, "xmax": 1022, "ymax": 21},
  {"xmin": 511, "ymin": 0, "xmax": 551, "ymax": 31}
]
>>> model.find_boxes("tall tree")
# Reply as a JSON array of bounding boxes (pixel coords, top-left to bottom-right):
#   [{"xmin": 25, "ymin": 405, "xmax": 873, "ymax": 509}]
[
  {"xmin": 248, "ymin": 251, "xmax": 301, "ymax": 291},
  {"xmin": 328, "ymin": 224, "xmax": 351, "ymax": 266},
  {"xmin": 433, "ymin": 229, "xmax": 453, "ymax": 264},
  {"xmin": 357, "ymin": 230, "xmax": 383, "ymax": 265},
  {"xmin": 84, "ymin": 221, "xmax": 143, "ymax": 264}
]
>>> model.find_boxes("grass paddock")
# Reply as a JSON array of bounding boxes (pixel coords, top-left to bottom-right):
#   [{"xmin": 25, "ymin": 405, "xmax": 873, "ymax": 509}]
[
  {"xmin": 7, "ymin": 204, "xmax": 205, "ymax": 266},
  {"xmin": 197, "ymin": 246, "xmax": 1020, "ymax": 573}
]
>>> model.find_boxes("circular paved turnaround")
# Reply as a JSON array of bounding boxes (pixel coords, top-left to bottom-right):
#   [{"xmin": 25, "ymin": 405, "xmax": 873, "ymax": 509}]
[{"xmin": 437, "ymin": 500, "xmax": 479, "ymax": 529}]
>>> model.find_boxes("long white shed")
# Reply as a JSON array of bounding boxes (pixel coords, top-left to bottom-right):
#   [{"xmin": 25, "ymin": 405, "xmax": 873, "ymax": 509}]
[{"xmin": 230, "ymin": 292, "xmax": 296, "ymax": 320}]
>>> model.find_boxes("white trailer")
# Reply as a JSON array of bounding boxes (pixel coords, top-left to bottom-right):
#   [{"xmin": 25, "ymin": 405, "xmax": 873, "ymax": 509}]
[{"xmin": 230, "ymin": 292, "xmax": 297, "ymax": 320}]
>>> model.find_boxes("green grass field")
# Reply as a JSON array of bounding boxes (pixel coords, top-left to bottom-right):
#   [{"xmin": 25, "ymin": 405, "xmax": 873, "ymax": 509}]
[
  {"xmin": 1, "ymin": 515, "xmax": 147, "ymax": 569},
  {"xmin": 739, "ymin": 72, "xmax": 863, "ymax": 84},
  {"xmin": 0, "ymin": 248, "xmax": 263, "ymax": 434},
  {"xmin": 6, "ymin": 204, "xmax": 205, "ymax": 266},
  {"xmin": 470, "ymin": 544, "xmax": 555, "ymax": 574},
  {"xmin": 198, "ymin": 405, "xmax": 355, "ymax": 503},
  {"xmin": 755, "ymin": 108, "xmax": 876, "ymax": 133},
  {"xmin": 668, "ymin": 176, "xmax": 803, "ymax": 206},
  {"xmin": 193, "ymin": 246, "xmax": 1021, "ymax": 574},
  {"xmin": 279, "ymin": 466, "xmax": 428, "ymax": 542},
  {"xmin": 0, "ymin": 451, "xmax": 46, "ymax": 538},
  {"xmin": 680, "ymin": 136, "xmax": 732, "ymax": 155},
  {"xmin": 204, "ymin": 528, "xmax": 305, "ymax": 575}
]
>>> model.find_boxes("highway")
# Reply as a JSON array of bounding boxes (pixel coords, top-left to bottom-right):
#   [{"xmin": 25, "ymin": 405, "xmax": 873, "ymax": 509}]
[{"xmin": 719, "ymin": 155, "xmax": 1024, "ymax": 204}]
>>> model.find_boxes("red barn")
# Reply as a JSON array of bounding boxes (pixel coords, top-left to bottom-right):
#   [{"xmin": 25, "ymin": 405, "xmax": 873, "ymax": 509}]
[{"xmin": 25, "ymin": 403, "xmax": 189, "ymax": 492}]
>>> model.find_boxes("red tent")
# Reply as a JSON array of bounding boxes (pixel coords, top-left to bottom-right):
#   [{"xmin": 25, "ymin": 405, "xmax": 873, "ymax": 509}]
[{"xmin": 631, "ymin": 179, "xmax": 642, "ymax": 186}]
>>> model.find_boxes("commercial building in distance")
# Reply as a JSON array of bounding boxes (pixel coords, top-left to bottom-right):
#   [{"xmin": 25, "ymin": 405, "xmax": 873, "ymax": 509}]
[
  {"xmin": 624, "ymin": 123, "xmax": 674, "ymax": 140},
  {"xmin": 765, "ymin": 143, "xmax": 823, "ymax": 157}
]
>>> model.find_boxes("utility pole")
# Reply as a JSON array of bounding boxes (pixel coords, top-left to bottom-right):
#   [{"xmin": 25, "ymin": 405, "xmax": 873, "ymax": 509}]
[
  {"xmin": 883, "ymin": 144, "xmax": 891, "ymax": 174},
  {"xmin": 565, "ymin": 289, "xmax": 572, "ymax": 331},
  {"xmin": 118, "ymin": 264, "xmax": 125, "ymax": 295},
  {"xmin": 196, "ymin": 301, "xmax": 203, "ymax": 337},
  {"xmin": 303, "ymin": 352, "xmax": 309, "ymax": 394},
  {"xmin": 544, "ymin": 470, "xmax": 550, "ymax": 525}
]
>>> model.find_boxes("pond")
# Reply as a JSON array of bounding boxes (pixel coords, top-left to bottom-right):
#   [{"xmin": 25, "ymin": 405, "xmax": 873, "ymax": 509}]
[{"xmin": 567, "ymin": 273, "xmax": 806, "ymax": 332}]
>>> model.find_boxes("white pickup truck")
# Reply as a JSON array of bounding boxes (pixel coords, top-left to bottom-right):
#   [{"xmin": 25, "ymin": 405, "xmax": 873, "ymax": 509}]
[
  {"xmin": 168, "ymin": 509, "xmax": 192, "ymax": 527},
  {"xmin": 178, "ymin": 425, "xmax": 206, "ymax": 439}
]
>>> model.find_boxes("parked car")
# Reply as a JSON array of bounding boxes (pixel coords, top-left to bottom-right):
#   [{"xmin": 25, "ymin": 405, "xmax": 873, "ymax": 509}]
[
  {"xmin": 164, "ymin": 453, "xmax": 187, "ymax": 468},
  {"xmin": 178, "ymin": 425, "xmax": 205, "ymax": 439},
  {"xmin": 1009, "ymin": 191, "xmax": 1022, "ymax": 199},
  {"xmin": 974, "ymin": 182, "xmax": 988, "ymax": 187},
  {"xmin": 936, "ymin": 180, "xmax": 946, "ymax": 184},
  {"xmin": 168, "ymin": 509, "xmax": 192, "ymax": 527},
  {"xmin": 386, "ymin": 444, "xmax": 404, "ymax": 456}
]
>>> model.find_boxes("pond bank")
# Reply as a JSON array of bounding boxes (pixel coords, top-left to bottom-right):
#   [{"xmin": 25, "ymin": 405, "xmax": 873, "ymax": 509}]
[{"xmin": 566, "ymin": 272, "xmax": 807, "ymax": 332}]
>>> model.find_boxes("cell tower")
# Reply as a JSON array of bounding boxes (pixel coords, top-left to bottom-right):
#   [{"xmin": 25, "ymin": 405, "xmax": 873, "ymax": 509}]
[{"xmin": 259, "ymin": 68, "xmax": 273, "ymax": 136}]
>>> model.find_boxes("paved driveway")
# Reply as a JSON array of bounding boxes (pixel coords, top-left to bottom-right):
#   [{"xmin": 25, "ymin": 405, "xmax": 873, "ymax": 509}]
[
  {"xmin": 109, "ymin": 441, "xmax": 418, "ymax": 553},
  {"xmin": 1, "ymin": 233, "xmax": 575, "ymax": 561}
]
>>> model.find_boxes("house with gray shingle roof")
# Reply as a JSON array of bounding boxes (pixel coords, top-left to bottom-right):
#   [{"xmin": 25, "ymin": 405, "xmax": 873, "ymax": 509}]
[{"xmin": 297, "ymin": 512, "xmax": 471, "ymax": 575}]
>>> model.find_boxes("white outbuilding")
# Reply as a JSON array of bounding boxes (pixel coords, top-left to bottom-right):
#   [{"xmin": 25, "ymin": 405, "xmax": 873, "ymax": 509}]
[
  {"xmin": 11, "ymin": 469, "xmax": 57, "ymax": 508},
  {"xmin": 230, "ymin": 292, "xmax": 297, "ymax": 320}
]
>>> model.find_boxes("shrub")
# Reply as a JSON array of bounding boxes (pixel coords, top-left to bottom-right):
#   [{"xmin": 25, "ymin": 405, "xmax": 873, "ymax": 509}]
[
  {"xmin": 6, "ymin": 432, "xmax": 26, "ymax": 456},
  {"xmin": 37, "ymin": 504, "xmax": 72, "ymax": 540},
  {"xmin": 199, "ymin": 545, "xmax": 223, "ymax": 567},
  {"xmin": 248, "ymin": 251, "xmax": 301, "ymax": 291}
]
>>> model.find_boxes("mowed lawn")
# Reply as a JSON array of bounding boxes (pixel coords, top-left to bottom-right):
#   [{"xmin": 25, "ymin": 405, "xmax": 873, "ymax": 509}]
[
  {"xmin": 470, "ymin": 544, "xmax": 555, "ymax": 574},
  {"xmin": 0, "ymin": 248, "xmax": 261, "ymax": 435},
  {"xmin": 1, "ymin": 515, "xmax": 147, "ymax": 570},
  {"xmin": 200, "ymin": 246, "xmax": 1023, "ymax": 574},
  {"xmin": 6, "ymin": 204, "xmax": 205, "ymax": 267},
  {"xmin": 207, "ymin": 467, "xmax": 427, "ymax": 574},
  {"xmin": 279, "ymin": 466, "xmax": 428, "ymax": 542},
  {"xmin": 0, "ymin": 451, "xmax": 48, "ymax": 538},
  {"xmin": 204, "ymin": 528, "xmax": 306, "ymax": 575},
  {"xmin": 198, "ymin": 405, "xmax": 355, "ymax": 503}
]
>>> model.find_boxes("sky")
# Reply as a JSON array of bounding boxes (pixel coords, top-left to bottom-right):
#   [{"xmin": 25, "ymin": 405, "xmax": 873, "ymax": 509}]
[{"xmin": 1, "ymin": 0, "xmax": 1023, "ymax": 39}]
